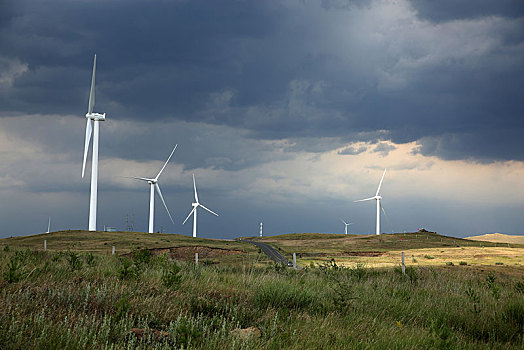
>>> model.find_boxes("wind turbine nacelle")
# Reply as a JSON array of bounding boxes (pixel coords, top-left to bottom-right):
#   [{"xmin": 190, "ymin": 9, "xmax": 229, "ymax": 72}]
[
  {"xmin": 376, "ymin": 196, "xmax": 382, "ymax": 200},
  {"xmin": 192, "ymin": 202, "xmax": 199, "ymax": 207},
  {"xmin": 86, "ymin": 112, "xmax": 106, "ymax": 121}
]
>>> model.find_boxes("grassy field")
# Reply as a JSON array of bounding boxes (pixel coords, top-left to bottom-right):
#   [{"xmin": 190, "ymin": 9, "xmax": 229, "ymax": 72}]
[
  {"xmin": 247, "ymin": 231, "xmax": 524, "ymax": 269},
  {"xmin": 0, "ymin": 230, "xmax": 523, "ymax": 348}
]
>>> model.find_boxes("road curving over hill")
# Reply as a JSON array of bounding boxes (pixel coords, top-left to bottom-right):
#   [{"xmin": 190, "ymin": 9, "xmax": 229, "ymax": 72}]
[{"xmin": 242, "ymin": 240, "xmax": 296, "ymax": 267}]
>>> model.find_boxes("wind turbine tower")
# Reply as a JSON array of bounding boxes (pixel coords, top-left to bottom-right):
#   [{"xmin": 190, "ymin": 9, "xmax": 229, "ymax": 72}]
[
  {"xmin": 46, "ymin": 216, "xmax": 51, "ymax": 234},
  {"xmin": 354, "ymin": 168, "xmax": 387, "ymax": 235},
  {"xmin": 182, "ymin": 174, "xmax": 219, "ymax": 237},
  {"xmin": 124, "ymin": 145, "xmax": 177, "ymax": 233},
  {"xmin": 82, "ymin": 55, "xmax": 106, "ymax": 231},
  {"xmin": 340, "ymin": 218, "xmax": 352, "ymax": 235},
  {"xmin": 259, "ymin": 221, "xmax": 263, "ymax": 237}
]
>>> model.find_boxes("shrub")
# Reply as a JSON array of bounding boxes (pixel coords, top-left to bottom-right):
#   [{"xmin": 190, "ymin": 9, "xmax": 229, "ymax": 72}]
[
  {"xmin": 3, "ymin": 245, "xmax": 9, "ymax": 252},
  {"xmin": 162, "ymin": 262, "xmax": 182, "ymax": 290},
  {"xmin": 4, "ymin": 256, "xmax": 24, "ymax": 283},
  {"xmin": 424, "ymin": 255, "xmax": 435, "ymax": 259},
  {"xmin": 446, "ymin": 262, "xmax": 454, "ymax": 266},
  {"xmin": 114, "ymin": 294, "xmax": 130, "ymax": 320},
  {"xmin": 131, "ymin": 248, "xmax": 152, "ymax": 267},
  {"xmin": 118, "ymin": 258, "xmax": 137, "ymax": 280},
  {"xmin": 67, "ymin": 252, "xmax": 82, "ymax": 271},
  {"xmin": 495, "ymin": 262, "xmax": 504, "ymax": 265},
  {"xmin": 459, "ymin": 261, "xmax": 467, "ymax": 266}
]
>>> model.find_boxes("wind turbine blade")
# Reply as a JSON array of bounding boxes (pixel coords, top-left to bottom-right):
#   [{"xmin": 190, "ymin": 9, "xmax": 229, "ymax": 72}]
[
  {"xmin": 88, "ymin": 54, "xmax": 96, "ymax": 114},
  {"xmin": 380, "ymin": 202, "xmax": 388, "ymax": 217},
  {"xmin": 121, "ymin": 176, "xmax": 152, "ymax": 182},
  {"xmin": 192, "ymin": 173, "xmax": 199, "ymax": 203},
  {"xmin": 199, "ymin": 204, "xmax": 219, "ymax": 217},
  {"xmin": 375, "ymin": 168, "xmax": 387, "ymax": 196},
  {"xmin": 82, "ymin": 119, "xmax": 93, "ymax": 178},
  {"xmin": 339, "ymin": 218, "xmax": 347, "ymax": 225},
  {"xmin": 353, "ymin": 197, "xmax": 375, "ymax": 203},
  {"xmin": 155, "ymin": 144, "xmax": 178, "ymax": 180},
  {"xmin": 155, "ymin": 183, "xmax": 175, "ymax": 225},
  {"xmin": 182, "ymin": 207, "xmax": 196, "ymax": 225}
]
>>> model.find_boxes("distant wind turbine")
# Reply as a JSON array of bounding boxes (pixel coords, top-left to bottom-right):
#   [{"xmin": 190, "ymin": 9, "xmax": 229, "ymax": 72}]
[
  {"xmin": 340, "ymin": 218, "xmax": 352, "ymax": 235},
  {"xmin": 82, "ymin": 54, "xmax": 106, "ymax": 231},
  {"xmin": 354, "ymin": 168, "xmax": 387, "ymax": 235},
  {"xmin": 124, "ymin": 145, "xmax": 177, "ymax": 233},
  {"xmin": 182, "ymin": 174, "xmax": 218, "ymax": 238},
  {"xmin": 46, "ymin": 216, "xmax": 51, "ymax": 234}
]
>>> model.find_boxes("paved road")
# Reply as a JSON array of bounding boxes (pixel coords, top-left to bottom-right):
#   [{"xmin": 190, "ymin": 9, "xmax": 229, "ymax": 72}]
[{"xmin": 243, "ymin": 240, "xmax": 295, "ymax": 267}]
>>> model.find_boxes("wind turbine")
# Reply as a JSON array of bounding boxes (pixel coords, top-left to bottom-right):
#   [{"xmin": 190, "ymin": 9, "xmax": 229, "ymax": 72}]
[
  {"xmin": 82, "ymin": 54, "xmax": 106, "ymax": 231},
  {"xmin": 182, "ymin": 174, "xmax": 218, "ymax": 238},
  {"xmin": 339, "ymin": 218, "xmax": 352, "ymax": 235},
  {"xmin": 124, "ymin": 145, "xmax": 177, "ymax": 233},
  {"xmin": 354, "ymin": 168, "xmax": 387, "ymax": 235},
  {"xmin": 46, "ymin": 216, "xmax": 51, "ymax": 233}
]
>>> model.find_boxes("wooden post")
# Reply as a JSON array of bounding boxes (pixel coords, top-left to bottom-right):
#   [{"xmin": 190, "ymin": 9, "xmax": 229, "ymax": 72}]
[
  {"xmin": 401, "ymin": 251, "xmax": 406, "ymax": 275},
  {"xmin": 44, "ymin": 240, "xmax": 47, "ymax": 252},
  {"xmin": 293, "ymin": 253, "xmax": 297, "ymax": 269},
  {"xmin": 112, "ymin": 246, "xmax": 115, "ymax": 255},
  {"xmin": 195, "ymin": 253, "xmax": 199, "ymax": 266}
]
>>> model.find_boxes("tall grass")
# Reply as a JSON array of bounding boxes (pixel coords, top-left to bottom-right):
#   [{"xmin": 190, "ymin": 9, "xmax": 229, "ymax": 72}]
[{"xmin": 0, "ymin": 249, "xmax": 523, "ymax": 349}]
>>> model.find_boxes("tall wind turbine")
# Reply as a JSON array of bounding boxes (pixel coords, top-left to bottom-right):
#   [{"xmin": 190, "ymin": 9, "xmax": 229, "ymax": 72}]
[
  {"xmin": 46, "ymin": 216, "xmax": 51, "ymax": 234},
  {"xmin": 340, "ymin": 218, "xmax": 352, "ymax": 235},
  {"xmin": 124, "ymin": 145, "xmax": 177, "ymax": 233},
  {"xmin": 82, "ymin": 54, "xmax": 106, "ymax": 231},
  {"xmin": 354, "ymin": 168, "xmax": 387, "ymax": 235},
  {"xmin": 182, "ymin": 174, "xmax": 218, "ymax": 238}
]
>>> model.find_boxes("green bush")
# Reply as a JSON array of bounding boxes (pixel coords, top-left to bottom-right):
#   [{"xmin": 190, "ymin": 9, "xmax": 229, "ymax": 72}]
[
  {"xmin": 67, "ymin": 252, "xmax": 82, "ymax": 272},
  {"xmin": 162, "ymin": 262, "xmax": 182, "ymax": 290},
  {"xmin": 424, "ymin": 255, "xmax": 435, "ymax": 259},
  {"xmin": 459, "ymin": 261, "xmax": 467, "ymax": 266},
  {"xmin": 3, "ymin": 256, "xmax": 24, "ymax": 283},
  {"xmin": 118, "ymin": 257, "xmax": 137, "ymax": 280}
]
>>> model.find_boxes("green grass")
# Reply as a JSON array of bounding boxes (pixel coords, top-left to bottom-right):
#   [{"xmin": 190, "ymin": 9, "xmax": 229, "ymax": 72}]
[{"xmin": 1, "ymin": 246, "xmax": 524, "ymax": 349}]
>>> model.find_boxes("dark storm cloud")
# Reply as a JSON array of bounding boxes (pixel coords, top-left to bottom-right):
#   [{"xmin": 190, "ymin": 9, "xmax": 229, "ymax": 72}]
[{"xmin": 0, "ymin": 0, "xmax": 523, "ymax": 163}]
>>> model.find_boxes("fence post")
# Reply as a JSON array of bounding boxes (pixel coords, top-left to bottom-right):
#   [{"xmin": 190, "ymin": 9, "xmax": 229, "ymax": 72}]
[
  {"xmin": 401, "ymin": 251, "xmax": 406, "ymax": 275},
  {"xmin": 44, "ymin": 240, "xmax": 47, "ymax": 252},
  {"xmin": 293, "ymin": 253, "xmax": 297, "ymax": 269},
  {"xmin": 112, "ymin": 246, "xmax": 115, "ymax": 255},
  {"xmin": 195, "ymin": 253, "xmax": 199, "ymax": 266}
]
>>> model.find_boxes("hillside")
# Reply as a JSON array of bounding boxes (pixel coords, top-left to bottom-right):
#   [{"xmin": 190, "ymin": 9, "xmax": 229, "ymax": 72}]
[
  {"xmin": 0, "ymin": 230, "xmax": 258, "ymax": 264},
  {"xmin": 250, "ymin": 231, "xmax": 512, "ymax": 255},
  {"xmin": 465, "ymin": 233, "xmax": 524, "ymax": 244}
]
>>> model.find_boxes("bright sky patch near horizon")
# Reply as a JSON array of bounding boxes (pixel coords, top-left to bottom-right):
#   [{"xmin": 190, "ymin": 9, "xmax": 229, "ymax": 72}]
[{"xmin": 0, "ymin": 0, "xmax": 523, "ymax": 238}]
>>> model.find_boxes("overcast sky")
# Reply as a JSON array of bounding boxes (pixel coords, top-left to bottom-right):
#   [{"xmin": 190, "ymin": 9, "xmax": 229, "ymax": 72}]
[{"xmin": 0, "ymin": 0, "xmax": 523, "ymax": 239}]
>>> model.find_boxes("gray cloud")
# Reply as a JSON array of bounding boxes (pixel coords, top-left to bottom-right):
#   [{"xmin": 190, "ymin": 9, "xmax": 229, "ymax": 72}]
[
  {"xmin": 0, "ymin": 0, "xmax": 522, "ymax": 162},
  {"xmin": 372, "ymin": 142, "xmax": 396, "ymax": 157}
]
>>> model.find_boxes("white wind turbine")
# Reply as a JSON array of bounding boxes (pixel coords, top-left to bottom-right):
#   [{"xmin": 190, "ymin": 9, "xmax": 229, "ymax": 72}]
[
  {"xmin": 46, "ymin": 216, "xmax": 51, "ymax": 233},
  {"xmin": 182, "ymin": 174, "xmax": 219, "ymax": 238},
  {"xmin": 354, "ymin": 168, "xmax": 387, "ymax": 235},
  {"xmin": 124, "ymin": 145, "xmax": 177, "ymax": 233},
  {"xmin": 82, "ymin": 54, "xmax": 106, "ymax": 231},
  {"xmin": 339, "ymin": 218, "xmax": 353, "ymax": 235}
]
